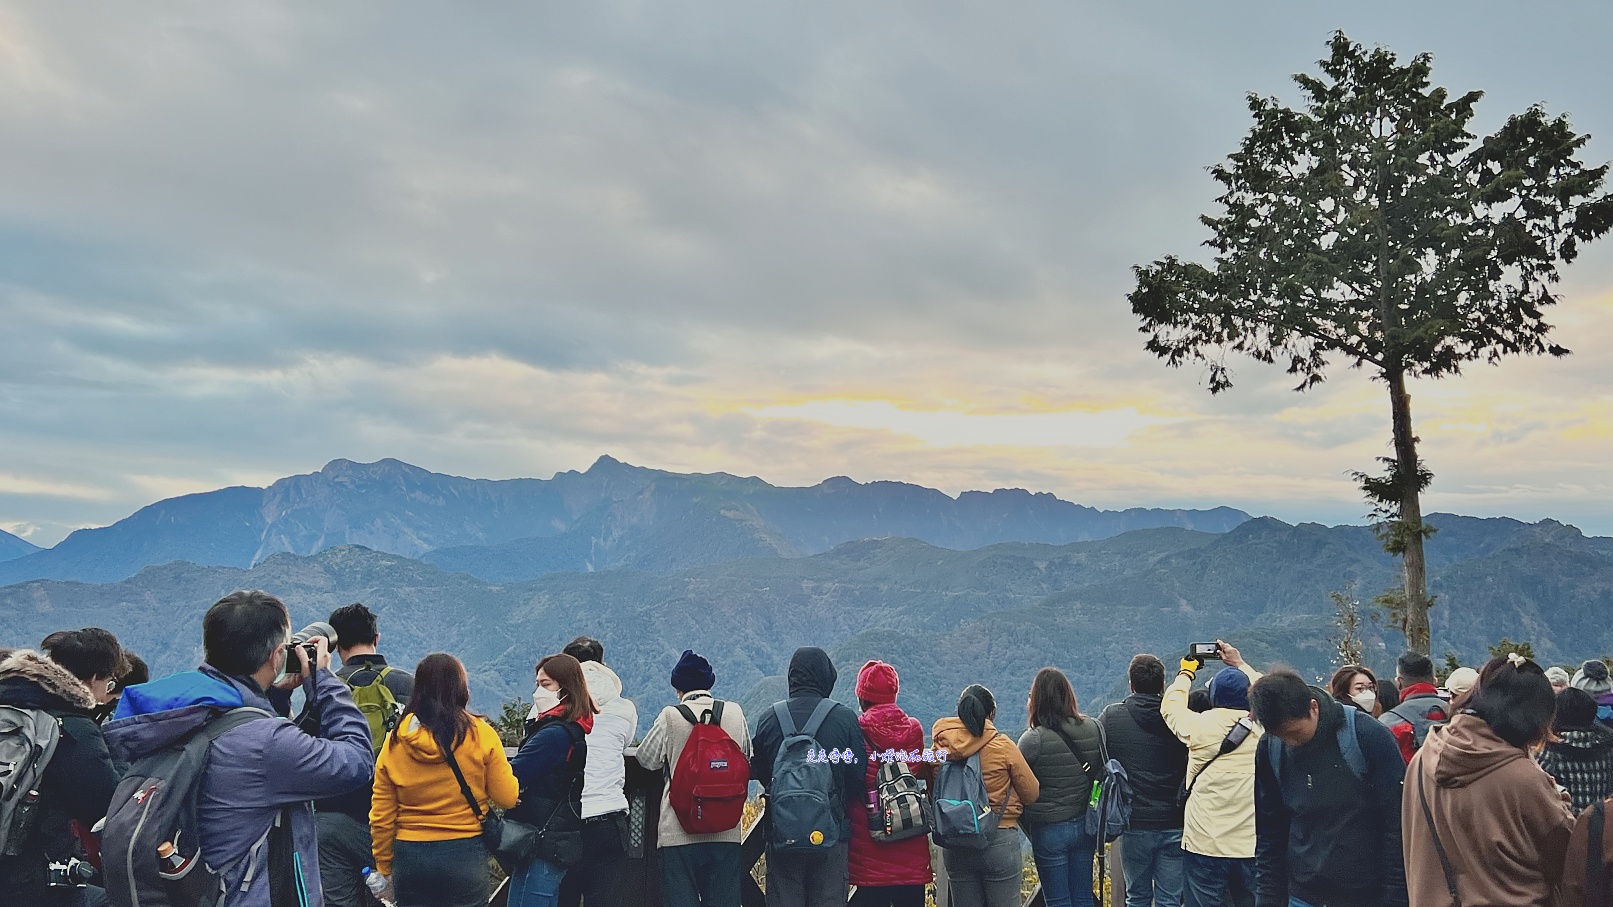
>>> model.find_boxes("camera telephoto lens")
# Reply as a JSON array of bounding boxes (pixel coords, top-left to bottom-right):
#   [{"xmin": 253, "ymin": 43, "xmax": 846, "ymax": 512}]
[{"xmin": 286, "ymin": 621, "xmax": 336, "ymax": 666}]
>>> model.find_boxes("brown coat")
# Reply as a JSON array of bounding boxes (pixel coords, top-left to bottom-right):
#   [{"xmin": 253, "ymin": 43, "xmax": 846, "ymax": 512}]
[
  {"xmin": 1402, "ymin": 713, "xmax": 1574, "ymax": 906},
  {"xmin": 932, "ymin": 717, "xmax": 1040, "ymax": 829},
  {"xmin": 1559, "ymin": 798, "xmax": 1613, "ymax": 907}
]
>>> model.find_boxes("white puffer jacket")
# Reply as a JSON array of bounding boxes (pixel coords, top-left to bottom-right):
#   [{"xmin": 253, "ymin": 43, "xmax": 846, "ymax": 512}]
[{"xmin": 578, "ymin": 661, "xmax": 638, "ymax": 817}]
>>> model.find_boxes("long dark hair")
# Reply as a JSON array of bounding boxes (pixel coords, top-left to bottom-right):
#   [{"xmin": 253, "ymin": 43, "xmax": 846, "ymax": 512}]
[
  {"xmin": 395, "ymin": 653, "xmax": 473, "ymax": 753},
  {"xmin": 958, "ymin": 684, "xmax": 996, "ymax": 737},
  {"xmin": 536, "ymin": 653, "xmax": 596, "ymax": 723},
  {"xmin": 1028, "ymin": 667, "xmax": 1083, "ymax": 729}
]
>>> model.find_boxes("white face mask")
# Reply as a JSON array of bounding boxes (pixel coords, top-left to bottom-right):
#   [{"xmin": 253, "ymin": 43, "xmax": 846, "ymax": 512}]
[
  {"xmin": 1351, "ymin": 691, "xmax": 1377, "ymax": 712},
  {"xmin": 531, "ymin": 686, "xmax": 561, "ymax": 716},
  {"xmin": 269, "ymin": 636, "xmax": 292, "ymax": 686}
]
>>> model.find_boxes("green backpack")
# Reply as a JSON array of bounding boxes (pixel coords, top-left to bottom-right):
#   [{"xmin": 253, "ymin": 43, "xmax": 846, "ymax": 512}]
[{"xmin": 347, "ymin": 665, "xmax": 402, "ymax": 755}]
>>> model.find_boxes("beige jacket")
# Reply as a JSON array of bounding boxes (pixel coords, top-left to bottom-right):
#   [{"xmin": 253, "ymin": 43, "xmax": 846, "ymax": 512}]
[
  {"xmin": 1160, "ymin": 663, "xmax": 1263, "ymax": 858},
  {"xmin": 635, "ymin": 690, "xmax": 753, "ymax": 848}
]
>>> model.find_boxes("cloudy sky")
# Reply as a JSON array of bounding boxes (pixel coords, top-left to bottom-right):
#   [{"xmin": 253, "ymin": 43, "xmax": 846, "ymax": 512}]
[{"xmin": 2, "ymin": 1, "xmax": 1612, "ymax": 546}]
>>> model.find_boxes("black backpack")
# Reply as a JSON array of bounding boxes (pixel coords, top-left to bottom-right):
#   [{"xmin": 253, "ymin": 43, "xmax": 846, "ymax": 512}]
[{"xmin": 103, "ymin": 707, "xmax": 285, "ymax": 907}]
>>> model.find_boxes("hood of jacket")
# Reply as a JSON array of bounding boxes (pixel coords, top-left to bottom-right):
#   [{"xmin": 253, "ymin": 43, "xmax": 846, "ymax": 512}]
[
  {"xmin": 787, "ymin": 647, "xmax": 837, "ymax": 699},
  {"xmin": 859, "ymin": 702, "xmax": 921, "ymax": 751},
  {"xmin": 0, "ymin": 649, "xmax": 97, "ymax": 712},
  {"xmin": 391, "ymin": 713, "xmax": 451, "ymax": 763},
  {"xmin": 933, "ymin": 716, "xmax": 999, "ymax": 759},
  {"xmin": 1431, "ymin": 712, "xmax": 1528, "ymax": 789},
  {"xmin": 1555, "ymin": 724, "xmax": 1613, "ymax": 753},
  {"xmin": 104, "ymin": 666, "xmax": 255, "ymax": 762},
  {"xmin": 581, "ymin": 660, "xmax": 622, "ymax": 710},
  {"xmin": 1125, "ymin": 692, "xmax": 1171, "ymax": 737}
]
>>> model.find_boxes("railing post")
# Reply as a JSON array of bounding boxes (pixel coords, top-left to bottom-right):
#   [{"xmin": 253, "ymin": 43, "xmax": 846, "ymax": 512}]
[{"xmin": 738, "ymin": 801, "xmax": 768, "ymax": 907}]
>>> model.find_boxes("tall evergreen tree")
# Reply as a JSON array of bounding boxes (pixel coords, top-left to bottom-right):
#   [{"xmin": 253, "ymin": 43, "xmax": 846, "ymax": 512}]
[{"xmin": 1130, "ymin": 33, "xmax": 1612, "ymax": 654}]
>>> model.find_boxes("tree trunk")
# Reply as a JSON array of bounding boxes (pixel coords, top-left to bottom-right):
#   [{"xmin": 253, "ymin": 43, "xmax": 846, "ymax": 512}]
[{"xmin": 1387, "ymin": 367, "xmax": 1432, "ymax": 655}]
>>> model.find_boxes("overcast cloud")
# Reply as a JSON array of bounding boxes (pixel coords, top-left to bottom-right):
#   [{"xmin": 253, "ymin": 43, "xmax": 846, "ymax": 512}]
[{"xmin": 2, "ymin": 1, "xmax": 1612, "ymax": 545}]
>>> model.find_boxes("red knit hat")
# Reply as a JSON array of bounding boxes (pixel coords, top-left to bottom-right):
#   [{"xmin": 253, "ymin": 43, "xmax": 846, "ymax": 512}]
[{"xmin": 855, "ymin": 660, "xmax": 900, "ymax": 705}]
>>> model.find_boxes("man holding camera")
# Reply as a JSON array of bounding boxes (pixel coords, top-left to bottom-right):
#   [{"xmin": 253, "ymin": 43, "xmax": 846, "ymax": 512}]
[
  {"xmin": 109, "ymin": 591, "xmax": 373, "ymax": 907},
  {"xmin": 1160, "ymin": 640, "xmax": 1263, "ymax": 907}
]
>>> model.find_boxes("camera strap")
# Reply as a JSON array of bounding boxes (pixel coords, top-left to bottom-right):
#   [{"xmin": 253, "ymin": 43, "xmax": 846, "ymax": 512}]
[{"xmin": 1182, "ymin": 716, "xmax": 1253, "ymax": 802}]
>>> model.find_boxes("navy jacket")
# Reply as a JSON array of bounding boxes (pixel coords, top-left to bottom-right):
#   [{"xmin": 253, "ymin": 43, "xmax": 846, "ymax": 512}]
[
  {"xmin": 1254, "ymin": 689, "xmax": 1408, "ymax": 907},
  {"xmin": 749, "ymin": 648, "xmax": 868, "ymax": 844}
]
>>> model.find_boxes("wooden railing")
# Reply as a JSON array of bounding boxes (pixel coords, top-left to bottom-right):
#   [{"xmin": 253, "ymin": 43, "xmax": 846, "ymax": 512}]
[{"xmin": 486, "ymin": 748, "xmax": 1085, "ymax": 907}]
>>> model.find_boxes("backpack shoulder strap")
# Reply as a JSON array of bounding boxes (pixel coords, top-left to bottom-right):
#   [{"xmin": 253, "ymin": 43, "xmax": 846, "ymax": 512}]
[
  {"xmin": 1589, "ymin": 799, "xmax": 1608, "ymax": 905},
  {"xmin": 773, "ymin": 701, "xmax": 798, "ymax": 738},
  {"xmin": 200, "ymin": 706, "xmax": 275, "ymax": 743},
  {"xmin": 709, "ymin": 699, "xmax": 725, "ymax": 726},
  {"xmin": 1265, "ymin": 732, "xmax": 1284, "ymax": 788},
  {"xmin": 563, "ymin": 720, "xmax": 588, "ymax": 772},
  {"xmin": 800, "ymin": 699, "xmax": 836, "ymax": 740},
  {"xmin": 1338, "ymin": 705, "xmax": 1367, "ymax": 779},
  {"xmin": 675, "ymin": 704, "xmax": 701, "ymax": 726},
  {"xmin": 1045, "ymin": 722, "xmax": 1096, "ymax": 781}
]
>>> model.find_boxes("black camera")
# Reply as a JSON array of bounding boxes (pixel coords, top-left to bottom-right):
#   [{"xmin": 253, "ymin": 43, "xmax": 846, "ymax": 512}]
[
  {"xmin": 48, "ymin": 857, "xmax": 97, "ymax": 888},
  {"xmin": 286, "ymin": 622, "xmax": 336, "ymax": 669}
]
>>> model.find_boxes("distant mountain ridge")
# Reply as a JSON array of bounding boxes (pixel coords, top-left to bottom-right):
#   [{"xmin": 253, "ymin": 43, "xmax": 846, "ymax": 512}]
[
  {"xmin": 0, "ymin": 456, "xmax": 1251, "ymax": 585},
  {"xmin": 3, "ymin": 511, "xmax": 1606, "ymax": 725},
  {"xmin": 0, "ymin": 528, "xmax": 38, "ymax": 562}
]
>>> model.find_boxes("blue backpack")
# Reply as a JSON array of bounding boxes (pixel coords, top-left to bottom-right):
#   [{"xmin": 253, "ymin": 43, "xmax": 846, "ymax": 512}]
[
  {"xmin": 768, "ymin": 700, "xmax": 840, "ymax": 852},
  {"xmin": 932, "ymin": 742, "xmax": 998, "ymax": 850},
  {"xmin": 1085, "ymin": 719, "xmax": 1130, "ymax": 843}
]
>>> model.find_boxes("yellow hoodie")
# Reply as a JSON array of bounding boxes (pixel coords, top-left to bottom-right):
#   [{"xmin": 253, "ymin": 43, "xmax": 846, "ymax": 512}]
[
  {"xmin": 370, "ymin": 714, "xmax": 519, "ymax": 874},
  {"xmin": 931, "ymin": 717, "xmax": 1040, "ymax": 829}
]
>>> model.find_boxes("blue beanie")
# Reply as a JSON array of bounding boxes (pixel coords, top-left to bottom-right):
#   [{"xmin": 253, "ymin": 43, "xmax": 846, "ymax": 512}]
[
  {"xmin": 1209, "ymin": 667, "xmax": 1251, "ymax": 711},
  {"xmin": 671, "ymin": 650, "xmax": 715, "ymax": 693}
]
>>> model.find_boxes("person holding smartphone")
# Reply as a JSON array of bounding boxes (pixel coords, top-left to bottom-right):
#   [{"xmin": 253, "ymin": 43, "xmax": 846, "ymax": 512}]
[{"xmin": 1160, "ymin": 640, "xmax": 1262, "ymax": 907}]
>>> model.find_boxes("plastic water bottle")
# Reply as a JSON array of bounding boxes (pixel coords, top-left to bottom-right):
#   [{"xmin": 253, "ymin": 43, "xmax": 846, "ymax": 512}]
[{"xmin": 361, "ymin": 867, "xmax": 394, "ymax": 907}]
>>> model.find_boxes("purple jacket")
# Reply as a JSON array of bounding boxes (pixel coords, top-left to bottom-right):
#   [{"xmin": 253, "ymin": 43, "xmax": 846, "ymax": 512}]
[{"xmin": 107, "ymin": 665, "xmax": 372, "ymax": 907}]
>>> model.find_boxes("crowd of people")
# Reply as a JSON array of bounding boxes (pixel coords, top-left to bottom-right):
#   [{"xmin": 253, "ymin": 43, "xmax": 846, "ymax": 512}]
[{"xmin": 6, "ymin": 592, "xmax": 1613, "ymax": 907}]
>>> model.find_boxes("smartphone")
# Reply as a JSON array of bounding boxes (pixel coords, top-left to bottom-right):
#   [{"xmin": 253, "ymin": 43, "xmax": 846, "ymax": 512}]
[{"xmin": 1191, "ymin": 642, "xmax": 1223, "ymax": 661}]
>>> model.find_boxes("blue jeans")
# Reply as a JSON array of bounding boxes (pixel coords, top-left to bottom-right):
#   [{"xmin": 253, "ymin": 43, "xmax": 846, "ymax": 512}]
[
  {"xmin": 1023, "ymin": 817, "xmax": 1096, "ymax": 907},
  {"xmin": 508, "ymin": 857, "xmax": 568, "ymax": 907},
  {"xmin": 1119, "ymin": 828, "xmax": 1183, "ymax": 907},
  {"xmin": 1182, "ymin": 852, "xmax": 1254, "ymax": 907}
]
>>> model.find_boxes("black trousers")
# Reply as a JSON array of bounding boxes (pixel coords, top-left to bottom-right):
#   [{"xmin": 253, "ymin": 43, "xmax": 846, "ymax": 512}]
[
  {"xmin": 557, "ymin": 811, "xmax": 629, "ymax": 906},
  {"xmin": 848, "ymin": 885, "xmax": 925, "ymax": 907},
  {"xmin": 392, "ymin": 836, "xmax": 490, "ymax": 907}
]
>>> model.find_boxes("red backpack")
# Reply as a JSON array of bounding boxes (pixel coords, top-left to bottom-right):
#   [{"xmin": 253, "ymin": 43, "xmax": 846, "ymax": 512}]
[{"xmin": 669, "ymin": 699, "xmax": 750, "ymax": 834}]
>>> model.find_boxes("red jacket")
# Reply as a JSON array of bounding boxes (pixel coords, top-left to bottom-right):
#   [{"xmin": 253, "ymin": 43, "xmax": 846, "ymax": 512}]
[{"xmin": 847, "ymin": 703, "xmax": 934, "ymax": 887}]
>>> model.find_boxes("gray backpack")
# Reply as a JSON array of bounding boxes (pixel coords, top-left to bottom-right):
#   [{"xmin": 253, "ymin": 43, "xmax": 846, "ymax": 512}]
[
  {"xmin": 767, "ymin": 700, "xmax": 840, "ymax": 852},
  {"xmin": 932, "ymin": 736, "xmax": 998, "ymax": 850},
  {"xmin": 868, "ymin": 757, "xmax": 932, "ymax": 843},
  {"xmin": 0, "ymin": 705, "xmax": 61, "ymax": 858},
  {"xmin": 104, "ymin": 707, "xmax": 275, "ymax": 907}
]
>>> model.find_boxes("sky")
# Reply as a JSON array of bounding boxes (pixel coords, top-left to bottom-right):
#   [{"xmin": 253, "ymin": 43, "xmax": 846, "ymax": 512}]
[{"xmin": 2, "ymin": 1, "xmax": 1612, "ymax": 547}]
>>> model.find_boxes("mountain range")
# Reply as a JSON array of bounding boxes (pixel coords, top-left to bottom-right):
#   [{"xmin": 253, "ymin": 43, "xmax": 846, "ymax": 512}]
[
  {"xmin": 3, "ymin": 504, "xmax": 1607, "ymax": 729},
  {"xmin": 0, "ymin": 529, "xmax": 38, "ymax": 562},
  {"xmin": 0, "ymin": 457, "xmax": 1249, "ymax": 586}
]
